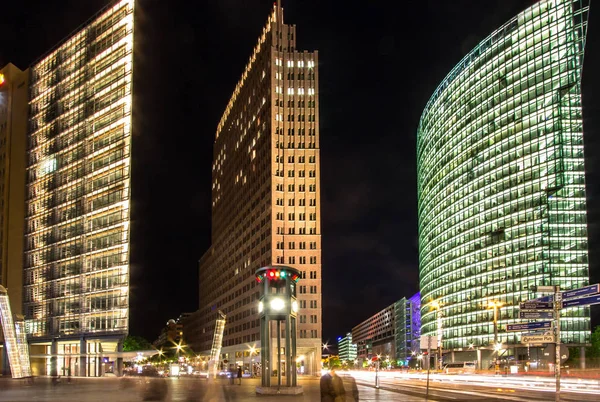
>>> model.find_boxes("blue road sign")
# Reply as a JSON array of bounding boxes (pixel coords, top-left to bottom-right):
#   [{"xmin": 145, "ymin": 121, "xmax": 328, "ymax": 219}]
[
  {"xmin": 519, "ymin": 311, "xmax": 554, "ymax": 319},
  {"xmin": 562, "ymin": 284, "xmax": 599, "ymax": 300},
  {"xmin": 519, "ymin": 301, "xmax": 553, "ymax": 310},
  {"xmin": 507, "ymin": 321, "xmax": 552, "ymax": 332},
  {"xmin": 562, "ymin": 294, "xmax": 600, "ymax": 308},
  {"xmin": 529, "ymin": 295, "xmax": 554, "ymax": 303}
]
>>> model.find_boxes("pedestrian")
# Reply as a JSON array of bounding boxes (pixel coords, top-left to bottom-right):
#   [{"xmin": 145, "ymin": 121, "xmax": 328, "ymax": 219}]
[
  {"xmin": 320, "ymin": 365, "xmax": 345, "ymax": 402},
  {"xmin": 237, "ymin": 366, "xmax": 242, "ymax": 385},
  {"xmin": 229, "ymin": 367, "xmax": 234, "ymax": 385}
]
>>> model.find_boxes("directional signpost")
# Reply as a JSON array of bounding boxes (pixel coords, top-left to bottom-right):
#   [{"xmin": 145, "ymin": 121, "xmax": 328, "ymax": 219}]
[
  {"xmin": 518, "ymin": 283, "xmax": 600, "ymax": 402},
  {"xmin": 519, "ymin": 301, "xmax": 553, "ymax": 310},
  {"xmin": 506, "ymin": 321, "xmax": 552, "ymax": 332},
  {"xmin": 561, "ymin": 284, "xmax": 599, "ymax": 300},
  {"xmin": 522, "ymin": 332, "xmax": 555, "ymax": 344},
  {"xmin": 519, "ymin": 310, "xmax": 554, "ymax": 319},
  {"xmin": 530, "ymin": 294, "xmax": 554, "ymax": 303},
  {"xmin": 561, "ymin": 294, "xmax": 600, "ymax": 309}
]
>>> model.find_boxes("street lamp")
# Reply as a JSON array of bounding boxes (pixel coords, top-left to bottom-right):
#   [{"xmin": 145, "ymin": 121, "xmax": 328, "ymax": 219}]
[
  {"xmin": 157, "ymin": 349, "xmax": 164, "ymax": 367},
  {"xmin": 487, "ymin": 301, "xmax": 503, "ymax": 348},
  {"xmin": 487, "ymin": 301, "xmax": 503, "ymax": 375}
]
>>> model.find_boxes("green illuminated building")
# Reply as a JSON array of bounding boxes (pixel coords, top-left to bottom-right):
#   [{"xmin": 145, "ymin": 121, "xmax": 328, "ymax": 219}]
[{"xmin": 417, "ymin": 0, "xmax": 591, "ymax": 366}]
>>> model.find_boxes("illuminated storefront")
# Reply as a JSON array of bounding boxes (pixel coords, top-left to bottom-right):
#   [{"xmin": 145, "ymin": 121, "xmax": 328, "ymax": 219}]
[{"xmin": 418, "ymin": 0, "xmax": 591, "ymax": 360}]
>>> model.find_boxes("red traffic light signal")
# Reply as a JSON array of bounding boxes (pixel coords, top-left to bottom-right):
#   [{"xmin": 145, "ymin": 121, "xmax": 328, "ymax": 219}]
[{"xmin": 423, "ymin": 352, "xmax": 429, "ymax": 355}]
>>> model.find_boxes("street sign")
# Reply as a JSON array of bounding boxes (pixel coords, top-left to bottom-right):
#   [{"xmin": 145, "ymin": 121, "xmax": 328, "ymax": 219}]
[
  {"xmin": 507, "ymin": 321, "xmax": 552, "ymax": 332},
  {"xmin": 522, "ymin": 333, "xmax": 555, "ymax": 344},
  {"xmin": 533, "ymin": 285, "xmax": 556, "ymax": 293},
  {"xmin": 561, "ymin": 284, "xmax": 599, "ymax": 300},
  {"xmin": 528, "ymin": 295, "xmax": 554, "ymax": 303},
  {"xmin": 519, "ymin": 301, "xmax": 554, "ymax": 310},
  {"xmin": 519, "ymin": 310, "xmax": 554, "ymax": 319},
  {"xmin": 561, "ymin": 294, "xmax": 600, "ymax": 308}
]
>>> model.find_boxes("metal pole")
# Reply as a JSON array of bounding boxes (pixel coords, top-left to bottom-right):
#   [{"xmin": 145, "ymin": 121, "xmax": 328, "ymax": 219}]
[
  {"xmin": 554, "ymin": 286, "xmax": 561, "ymax": 402},
  {"xmin": 493, "ymin": 306, "xmax": 498, "ymax": 345},
  {"xmin": 438, "ymin": 311, "xmax": 443, "ymax": 371},
  {"xmin": 494, "ymin": 306, "xmax": 500, "ymax": 375},
  {"xmin": 426, "ymin": 336, "xmax": 431, "ymax": 401},
  {"xmin": 277, "ymin": 320, "xmax": 281, "ymax": 389}
]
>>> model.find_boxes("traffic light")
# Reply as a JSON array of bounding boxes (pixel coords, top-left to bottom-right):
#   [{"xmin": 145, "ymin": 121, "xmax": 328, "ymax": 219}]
[{"xmin": 255, "ymin": 269, "xmax": 300, "ymax": 283}]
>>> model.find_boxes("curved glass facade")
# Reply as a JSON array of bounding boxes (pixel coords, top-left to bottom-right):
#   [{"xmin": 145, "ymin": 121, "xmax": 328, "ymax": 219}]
[{"xmin": 417, "ymin": 0, "xmax": 591, "ymax": 350}]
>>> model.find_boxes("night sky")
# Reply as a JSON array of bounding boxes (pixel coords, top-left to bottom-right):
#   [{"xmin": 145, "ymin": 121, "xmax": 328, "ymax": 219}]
[{"xmin": 1, "ymin": 0, "xmax": 599, "ymax": 346}]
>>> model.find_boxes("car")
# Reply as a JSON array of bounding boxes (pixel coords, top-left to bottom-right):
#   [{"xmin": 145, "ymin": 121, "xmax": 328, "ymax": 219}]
[
  {"xmin": 217, "ymin": 370, "xmax": 232, "ymax": 378},
  {"xmin": 192, "ymin": 370, "xmax": 209, "ymax": 378},
  {"xmin": 443, "ymin": 362, "xmax": 476, "ymax": 374}
]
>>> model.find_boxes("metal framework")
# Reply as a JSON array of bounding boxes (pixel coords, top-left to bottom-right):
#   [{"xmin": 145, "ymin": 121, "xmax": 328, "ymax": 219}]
[
  {"xmin": 0, "ymin": 286, "xmax": 32, "ymax": 378},
  {"xmin": 209, "ymin": 310, "xmax": 226, "ymax": 378}
]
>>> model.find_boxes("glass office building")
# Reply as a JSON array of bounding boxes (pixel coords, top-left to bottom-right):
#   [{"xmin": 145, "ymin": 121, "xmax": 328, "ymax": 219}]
[
  {"xmin": 23, "ymin": 0, "xmax": 134, "ymax": 376},
  {"xmin": 418, "ymin": 0, "xmax": 591, "ymax": 358}
]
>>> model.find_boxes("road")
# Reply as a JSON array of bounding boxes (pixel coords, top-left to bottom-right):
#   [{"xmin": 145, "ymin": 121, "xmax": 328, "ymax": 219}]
[
  {"xmin": 0, "ymin": 373, "xmax": 598, "ymax": 401},
  {"xmin": 346, "ymin": 370, "xmax": 600, "ymax": 401}
]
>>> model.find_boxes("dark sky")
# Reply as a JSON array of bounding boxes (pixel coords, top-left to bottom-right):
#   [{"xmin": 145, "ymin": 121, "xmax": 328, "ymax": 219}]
[{"xmin": 1, "ymin": 0, "xmax": 599, "ymax": 345}]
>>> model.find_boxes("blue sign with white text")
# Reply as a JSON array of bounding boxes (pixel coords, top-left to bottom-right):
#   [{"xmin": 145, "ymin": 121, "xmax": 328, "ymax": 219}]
[
  {"xmin": 562, "ymin": 294, "xmax": 600, "ymax": 308},
  {"xmin": 506, "ymin": 321, "xmax": 552, "ymax": 332},
  {"xmin": 562, "ymin": 284, "xmax": 599, "ymax": 300}
]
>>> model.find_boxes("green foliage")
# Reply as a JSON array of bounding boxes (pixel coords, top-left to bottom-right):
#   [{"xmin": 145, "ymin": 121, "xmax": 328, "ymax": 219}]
[
  {"xmin": 321, "ymin": 355, "xmax": 341, "ymax": 369},
  {"xmin": 123, "ymin": 335, "xmax": 154, "ymax": 352},
  {"xmin": 588, "ymin": 325, "xmax": 600, "ymax": 359}
]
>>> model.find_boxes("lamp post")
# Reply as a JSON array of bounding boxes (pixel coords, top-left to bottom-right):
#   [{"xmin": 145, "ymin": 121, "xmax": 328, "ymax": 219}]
[
  {"xmin": 487, "ymin": 301, "xmax": 503, "ymax": 374},
  {"xmin": 487, "ymin": 301, "xmax": 503, "ymax": 347}
]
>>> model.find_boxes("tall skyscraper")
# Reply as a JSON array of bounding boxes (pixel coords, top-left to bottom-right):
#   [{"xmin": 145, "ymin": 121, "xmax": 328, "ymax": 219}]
[
  {"xmin": 197, "ymin": 3, "xmax": 322, "ymax": 375},
  {"xmin": 22, "ymin": 0, "xmax": 134, "ymax": 376},
  {"xmin": 418, "ymin": 0, "xmax": 590, "ymax": 367}
]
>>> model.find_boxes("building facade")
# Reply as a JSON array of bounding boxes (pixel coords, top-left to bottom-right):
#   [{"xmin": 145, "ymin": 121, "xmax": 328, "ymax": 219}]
[
  {"xmin": 23, "ymin": 0, "xmax": 134, "ymax": 376},
  {"xmin": 394, "ymin": 293, "xmax": 421, "ymax": 365},
  {"xmin": 418, "ymin": 0, "xmax": 591, "ymax": 367},
  {"xmin": 337, "ymin": 332, "xmax": 357, "ymax": 364},
  {"xmin": 197, "ymin": 4, "xmax": 322, "ymax": 375},
  {"xmin": 352, "ymin": 295, "xmax": 421, "ymax": 367},
  {"xmin": 0, "ymin": 63, "xmax": 29, "ymax": 374},
  {"xmin": 352, "ymin": 304, "xmax": 395, "ymax": 364}
]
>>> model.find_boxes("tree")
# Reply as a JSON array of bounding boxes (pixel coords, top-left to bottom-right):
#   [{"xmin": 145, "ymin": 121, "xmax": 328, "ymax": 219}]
[
  {"xmin": 123, "ymin": 335, "xmax": 154, "ymax": 352},
  {"xmin": 588, "ymin": 325, "xmax": 600, "ymax": 359}
]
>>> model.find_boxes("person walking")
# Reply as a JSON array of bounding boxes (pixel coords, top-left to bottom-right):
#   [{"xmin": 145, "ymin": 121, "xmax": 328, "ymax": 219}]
[
  {"xmin": 237, "ymin": 366, "xmax": 242, "ymax": 385},
  {"xmin": 320, "ymin": 365, "xmax": 345, "ymax": 402}
]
